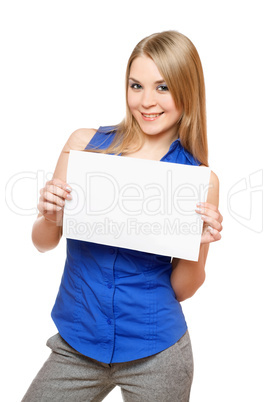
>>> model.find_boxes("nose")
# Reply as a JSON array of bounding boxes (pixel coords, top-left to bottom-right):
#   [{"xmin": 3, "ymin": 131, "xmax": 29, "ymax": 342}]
[{"xmin": 141, "ymin": 89, "xmax": 157, "ymax": 109}]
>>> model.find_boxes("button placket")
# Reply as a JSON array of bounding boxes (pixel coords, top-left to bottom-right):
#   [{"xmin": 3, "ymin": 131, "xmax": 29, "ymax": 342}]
[{"xmin": 103, "ymin": 247, "xmax": 118, "ymax": 362}]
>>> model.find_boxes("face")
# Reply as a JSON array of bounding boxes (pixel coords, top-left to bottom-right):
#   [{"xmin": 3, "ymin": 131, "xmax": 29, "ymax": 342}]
[{"xmin": 127, "ymin": 55, "xmax": 182, "ymax": 141}]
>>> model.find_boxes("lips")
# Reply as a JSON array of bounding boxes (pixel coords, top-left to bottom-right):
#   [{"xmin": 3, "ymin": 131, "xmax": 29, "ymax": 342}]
[{"xmin": 141, "ymin": 112, "xmax": 164, "ymax": 121}]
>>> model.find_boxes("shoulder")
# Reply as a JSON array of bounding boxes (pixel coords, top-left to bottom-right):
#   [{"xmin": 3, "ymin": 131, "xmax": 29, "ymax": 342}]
[
  {"xmin": 52, "ymin": 128, "xmax": 97, "ymax": 182},
  {"xmin": 65, "ymin": 128, "xmax": 97, "ymax": 151}
]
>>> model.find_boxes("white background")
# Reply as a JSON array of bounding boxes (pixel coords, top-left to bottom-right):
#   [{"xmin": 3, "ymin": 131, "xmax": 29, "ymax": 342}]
[{"xmin": 1, "ymin": 1, "xmax": 267, "ymax": 401}]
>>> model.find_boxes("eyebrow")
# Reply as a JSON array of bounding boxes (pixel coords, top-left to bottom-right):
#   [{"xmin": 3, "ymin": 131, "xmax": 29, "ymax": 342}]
[{"xmin": 128, "ymin": 77, "xmax": 166, "ymax": 85}]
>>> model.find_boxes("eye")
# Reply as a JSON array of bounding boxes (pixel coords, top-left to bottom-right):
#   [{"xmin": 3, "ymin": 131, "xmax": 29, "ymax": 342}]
[
  {"xmin": 130, "ymin": 83, "xmax": 142, "ymax": 90},
  {"xmin": 157, "ymin": 84, "xmax": 169, "ymax": 92}
]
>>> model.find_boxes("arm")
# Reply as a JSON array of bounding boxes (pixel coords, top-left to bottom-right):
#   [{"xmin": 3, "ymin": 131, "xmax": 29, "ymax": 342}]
[
  {"xmin": 32, "ymin": 128, "xmax": 96, "ymax": 253},
  {"xmin": 170, "ymin": 170, "xmax": 222, "ymax": 302}
]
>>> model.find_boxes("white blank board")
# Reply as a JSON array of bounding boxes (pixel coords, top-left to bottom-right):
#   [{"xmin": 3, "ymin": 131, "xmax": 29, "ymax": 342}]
[{"xmin": 63, "ymin": 150, "xmax": 211, "ymax": 261}]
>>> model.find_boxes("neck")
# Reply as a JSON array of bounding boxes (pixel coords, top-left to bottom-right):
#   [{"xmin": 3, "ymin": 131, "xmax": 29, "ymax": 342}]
[{"xmin": 141, "ymin": 130, "xmax": 178, "ymax": 152}]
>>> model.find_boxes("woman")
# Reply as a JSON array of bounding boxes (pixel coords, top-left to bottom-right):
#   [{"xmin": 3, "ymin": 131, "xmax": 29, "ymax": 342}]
[{"xmin": 23, "ymin": 30, "xmax": 223, "ymax": 401}]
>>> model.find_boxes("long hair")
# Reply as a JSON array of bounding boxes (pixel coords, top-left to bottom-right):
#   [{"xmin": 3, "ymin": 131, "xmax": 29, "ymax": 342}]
[{"xmin": 90, "ymin": 31, "xmax": 208, "ymax": 166}]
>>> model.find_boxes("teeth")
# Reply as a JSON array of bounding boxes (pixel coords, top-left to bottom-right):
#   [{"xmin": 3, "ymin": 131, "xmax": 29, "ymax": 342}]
[{"xmin": 143, "ymin": 113, "xmax": 162, "ymax": 118}]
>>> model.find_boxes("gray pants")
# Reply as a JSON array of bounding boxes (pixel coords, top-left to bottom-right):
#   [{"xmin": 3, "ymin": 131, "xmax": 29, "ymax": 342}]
[{"xmin": 22, "ymin": 331, "xmax": 193, "ymax": 402}]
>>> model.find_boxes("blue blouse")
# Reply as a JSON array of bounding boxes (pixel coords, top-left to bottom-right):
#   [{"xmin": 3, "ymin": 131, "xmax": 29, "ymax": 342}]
[{"xmin": 51, "ymin": 126, "xmax": 200, "ymax": 364}]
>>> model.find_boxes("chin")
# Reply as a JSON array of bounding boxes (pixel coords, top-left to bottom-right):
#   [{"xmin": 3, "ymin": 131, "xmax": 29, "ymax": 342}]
[
  {"xmin": 140, "ymin": 125, "xmax": 166, "ymax": 137},
  {"xmin": 137, "ymin": 121, "xmax": 159, "ymax": 134}
]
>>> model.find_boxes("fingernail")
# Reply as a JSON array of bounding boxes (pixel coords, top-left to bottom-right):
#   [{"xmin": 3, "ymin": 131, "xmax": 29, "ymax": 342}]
[
  {"xmin": 66, "ymin": 193, "xmax": 72, "ymax": 200},
  {"xmin": 208, "ymin": 226, "xmax": 214, "ymax": 234},
  {"xmin": 56, "ymin": 206, "xmax": 62, "ymax": 211},
  {"xmin": 66, "ymin": 186, "xmax": 72, "ymax": 192},
  {"xmin": 196, "ymin": 207, "xmax": 202, "ymax": 212}
]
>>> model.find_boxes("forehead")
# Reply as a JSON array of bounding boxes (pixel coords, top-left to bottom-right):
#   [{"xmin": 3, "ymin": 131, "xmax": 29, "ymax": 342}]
[{"xmin": 129, "ymin": 56, "xmax": 163, "ymax": 81}]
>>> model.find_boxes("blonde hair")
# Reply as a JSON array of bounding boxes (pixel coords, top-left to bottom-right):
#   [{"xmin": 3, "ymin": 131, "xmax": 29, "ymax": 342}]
[{"xmin": 91, "ymin": 30, "xmax": 208, "ymax": 166}]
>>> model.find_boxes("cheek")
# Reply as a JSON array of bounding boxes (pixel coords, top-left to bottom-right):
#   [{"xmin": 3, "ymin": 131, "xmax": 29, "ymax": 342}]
[
  {"xmin": 163, "ymin": 97, "xmax": 183, "ymax": 118},
  {"xmin": 127, "ymin": 91, "xmax": 139, "ymax": 113},
  {"xmin": 162, "ymin": 96, "xmax": 176, "ymax": 111}
]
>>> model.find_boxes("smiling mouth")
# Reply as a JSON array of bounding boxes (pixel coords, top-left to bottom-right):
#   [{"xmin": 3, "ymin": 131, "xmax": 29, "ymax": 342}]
[{"xmin": 141, "ymin": 112, "xmax": 164, "ymax": 118}]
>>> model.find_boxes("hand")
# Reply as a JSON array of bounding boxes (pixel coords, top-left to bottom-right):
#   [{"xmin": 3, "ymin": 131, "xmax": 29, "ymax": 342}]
[
  {"xmin": 37, "ymin": 178, "xmax": 72, "ymax": 224},
  {"xmin": 195, "ymin": 202, "xmax": 223, "ymax": 244}
]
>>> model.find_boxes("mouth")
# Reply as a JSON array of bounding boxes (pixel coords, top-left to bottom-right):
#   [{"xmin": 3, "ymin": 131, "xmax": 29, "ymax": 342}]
[{"xmin": 141, "ymin": 112, "xmax": 164, "ymax": 121}]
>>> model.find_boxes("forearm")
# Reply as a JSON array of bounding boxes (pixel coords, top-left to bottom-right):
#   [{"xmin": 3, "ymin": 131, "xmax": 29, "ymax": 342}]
[
  {"xmin": 171, "ymin": 170, "xmax": 222, "ymax": 302},
  {"xmin": 170, "ymin": 244, "xmax": 209, "ymax": 302},
  {"xmin": 32, "ymin": 215, "xmax": 62, "ymax": 253}
]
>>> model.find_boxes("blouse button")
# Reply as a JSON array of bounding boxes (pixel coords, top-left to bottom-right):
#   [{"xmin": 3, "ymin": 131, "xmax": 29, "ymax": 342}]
[
  {"xmin": 107, "ymin": 283, "xmax": 112, "ymax": 289},
  {"xmin": 107, "ymin": 319, "xmax": 112, "ymax": 325}
]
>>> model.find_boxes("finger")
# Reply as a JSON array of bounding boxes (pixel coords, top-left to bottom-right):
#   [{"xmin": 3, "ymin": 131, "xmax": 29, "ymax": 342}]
[
  {"xmin": 42, "ymin": 184, "xmax": 72, "ymax": 201},
  {"xmin": 196, "ymin": 206, "xmax": 221, "ymax": 222},
  {"xmin": 201, "ymin": 214, "xmax": 223, "ymax": 232},
  {"xmin": 208, "ymin": 227, "xmax": 222, "ymax": 241},
  {"xmin": 202, "ymin": 227, "xmax": 221, "ymax": 244},
  {"xmin": 196, "ymin": 202, "xmax": 223, "ymax": 223},
  {"xmin": 38, "ymin": 201, "xmax": 62, "ymax": 214},
  {"xmin": 41, "ymin": 191, "xmax": 66, "ymax": 207},
  {"xmin": 47, "ymin": 178, "xmax": 72, "ymax": 190},
  {"xmin": 44, "ymin": 179, "xmax": 72, "ymax": 194},
  {"xmin": 197, "ymin": 202, "xmax": 218, "ymax": 212}
]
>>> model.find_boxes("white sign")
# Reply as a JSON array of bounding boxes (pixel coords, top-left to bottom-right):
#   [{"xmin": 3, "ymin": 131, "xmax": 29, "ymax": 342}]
[{"xmin": 63, "ymin": 150, "xmax": 211, "ymax": 261}]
